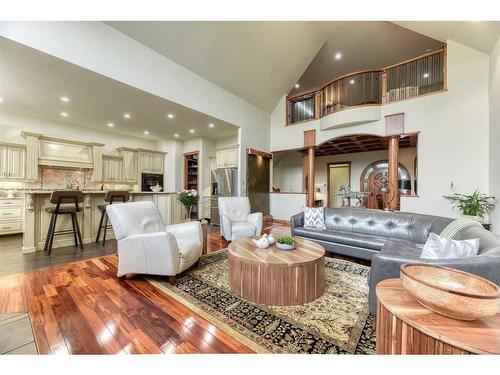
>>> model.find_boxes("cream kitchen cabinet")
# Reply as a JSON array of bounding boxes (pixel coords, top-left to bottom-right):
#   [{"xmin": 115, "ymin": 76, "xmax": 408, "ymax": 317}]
[
  {"xmin": 0, "ymin": 143, "xmax": 26, "ymax": 180},
  {"xmin": 216, "ymin": 147, "xmax": 238, "ymax": 168},
  {"xmin": 138, "ymin": 151, "xmax": 164, "ymax": 174},
  {"xmin": 102, "ymin": 155, "xmax": 123, "ymax": 182},
  {"xmin": 118, "ymin": 148, "xmax": 138, "ymax": 183},
  {"xmin": 0, "ymin": 198, "xmax": 24, "ymax": 235}
]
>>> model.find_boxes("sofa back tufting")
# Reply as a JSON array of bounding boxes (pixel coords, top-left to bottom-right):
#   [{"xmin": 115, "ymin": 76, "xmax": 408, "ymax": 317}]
[{"xmin": 323, "ymin": 208, "xmax": 452, "ymax": 244}]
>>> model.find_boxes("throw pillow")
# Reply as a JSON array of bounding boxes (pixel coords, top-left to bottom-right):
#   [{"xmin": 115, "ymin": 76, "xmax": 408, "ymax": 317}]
[
  {"xmin": 420, "ymin": 233, "xmax": 480, "ymax": 260},
  {"xmin": 303, "ymin": 207, "xmax": 326, "ymax": 230}
]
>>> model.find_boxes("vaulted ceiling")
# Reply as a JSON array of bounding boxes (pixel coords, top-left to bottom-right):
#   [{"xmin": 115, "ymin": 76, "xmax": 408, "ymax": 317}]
[
  {"xmin": 106, "ymin": 21, "xmax": 326, "ymax": 112},
  {"xmin": 107, "ymin": 21, "xmax": 500, "ymax": 112}
]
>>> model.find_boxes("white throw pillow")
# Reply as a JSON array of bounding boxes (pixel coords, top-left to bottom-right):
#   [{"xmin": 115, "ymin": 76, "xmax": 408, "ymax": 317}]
[
  {"xmin": 303, "ymin": 207, "xmax": 326, "ymax": 230},
  {"xmin": 420, "ymin": 233, "xmax": 480, "ymax": 260}
]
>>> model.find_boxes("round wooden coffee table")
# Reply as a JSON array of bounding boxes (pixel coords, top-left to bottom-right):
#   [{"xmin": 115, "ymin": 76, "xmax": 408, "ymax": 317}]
[{"xmin": 228, "ymin": 237, "xmax": 325, "ymax": 306}]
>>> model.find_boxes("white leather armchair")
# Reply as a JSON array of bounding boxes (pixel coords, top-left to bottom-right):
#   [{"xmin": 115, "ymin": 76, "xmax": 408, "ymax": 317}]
[
  {"xmin": 218, "ymin": 197, "xmax": 263, "ymax": 241},
  {"xmin": 105, "ymin": 201, "xmax": 202, "ymax": 281}
]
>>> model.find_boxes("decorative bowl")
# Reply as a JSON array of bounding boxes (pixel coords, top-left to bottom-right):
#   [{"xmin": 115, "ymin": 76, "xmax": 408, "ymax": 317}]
[
  {"xmin": 150, "ymin": 187, "xmax": 163, "ymax": 192},
  {"xmin": 276, "ymin": 242, "xmax": 296, "ymax": 251},
  {"xmin": 400, "ymin": 264, "xmax": 500, "ymax": 321}
]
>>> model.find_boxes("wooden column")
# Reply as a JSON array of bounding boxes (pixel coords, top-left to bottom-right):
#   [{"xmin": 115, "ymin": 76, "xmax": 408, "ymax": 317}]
[
  {"xmin": 304, "ymin": 130, "xmax": 316, "ymax": 207},
  {"xmin": 388, "ymin": 135, "xmax": 400, "ymax": 210}
]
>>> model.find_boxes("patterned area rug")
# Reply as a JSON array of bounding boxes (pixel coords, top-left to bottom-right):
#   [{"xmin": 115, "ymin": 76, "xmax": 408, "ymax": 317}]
[{"xmin": 148, "ymin": 249, "xmax": 375, "ymax": 354}]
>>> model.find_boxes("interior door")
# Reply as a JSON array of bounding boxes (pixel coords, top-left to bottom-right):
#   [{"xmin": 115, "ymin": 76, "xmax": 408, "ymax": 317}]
[
  {"xmin": 328, "ymin": 163, "xmax": 350, "ymax": 207},
  {"xmin": 368, "ymin": 168, "xmax": 387, "ymax": 209}
]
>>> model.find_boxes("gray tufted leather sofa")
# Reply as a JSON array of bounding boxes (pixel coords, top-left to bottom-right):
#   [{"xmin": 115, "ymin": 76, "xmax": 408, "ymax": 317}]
[{"xmin": 291, "ymin": 207, "xmax": 500, "ymax": 314}]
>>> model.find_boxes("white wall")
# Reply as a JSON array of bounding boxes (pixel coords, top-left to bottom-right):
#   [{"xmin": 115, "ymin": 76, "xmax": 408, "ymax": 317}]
[
  {"xmin": 0, "ymin": 22, "xmax": 271, "ymax": 196},
  {"xmin": 489, "ymin": 37, "xmax": 500, "ymax": 233},
  {"xmin": 156, "ymin": 139, "xmax": 183, "ymax": 193},
  {"xmin": 215, "ymin": 135, "xmax": 238, "ymax": 149},
  {"xmin": 272, "ymin": 151, "xmax": 305, "ymax": 192},
  {"xmin": 270, "ymin": 40, "xmax": 491, "ymax": 220},
  {"xmin": 270, "ymin": 193, "xmax": 307, "ymax": 221}
]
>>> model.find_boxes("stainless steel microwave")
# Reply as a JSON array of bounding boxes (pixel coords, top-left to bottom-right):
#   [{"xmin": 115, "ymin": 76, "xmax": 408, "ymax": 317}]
[{"xmin": 141, "ymin": 173, "xmax": 164, "ymax": 192}]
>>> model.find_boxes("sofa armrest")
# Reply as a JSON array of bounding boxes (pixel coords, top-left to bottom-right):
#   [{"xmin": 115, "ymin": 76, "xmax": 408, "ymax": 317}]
[
  {"xmin": 368, "ymin": 253, "xmax": 500, "ymax": 315},
  {"xmin": 247, "ymin": 212, "xmax": 263, "ymax": 235},
  {"xmin": 117, "ymin": 232, "xmax": 180, "ymax": 277},
  {"xmin": 291, "ymin": 212, "xmax": 304, "ymax": 230}
]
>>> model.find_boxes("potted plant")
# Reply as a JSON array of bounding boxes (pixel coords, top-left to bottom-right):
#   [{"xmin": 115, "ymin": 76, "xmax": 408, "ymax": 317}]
[
  {"xmin": 276, "ymin": 236, "xmax": 297, "ymax": 250},
  {"xmin": 443, "ymin": 190, "xmax": 496, "ymax": 221},
  {"xmin": 177, "ymin": 189, "xmax": 198, "ymax": 221}
]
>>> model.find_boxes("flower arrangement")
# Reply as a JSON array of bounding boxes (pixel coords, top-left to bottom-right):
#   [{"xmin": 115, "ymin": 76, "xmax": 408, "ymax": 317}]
[{"xmin": 177, "ymin": 189, "xmax": 198, "ymax": 220}]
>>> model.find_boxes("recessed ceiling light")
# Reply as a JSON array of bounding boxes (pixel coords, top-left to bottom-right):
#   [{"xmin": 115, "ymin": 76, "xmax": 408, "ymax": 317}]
[
  {"xmin": 174, "ymin": 133, "xmax": 179, "ymax": 138},
  {"xmin": 334, "ymin": 52, "xmax": 342, "ymax": 60},
  {"xmin": 143, "ymin": 130, "xmax": 149, "ymax": 135},
  {"xmin": 423, "ymin": 73, "xmax": 429, "ymax": 78},
  {"xmin": 167, "ymin": 113, "xmax": 175, "ymax": 119},
  {"xmin": 107, "ymin": 122, "xmax": 114, "ymax": 128},
  {"xmin": 189, "ymin": 129, "xmax": 195, "ymax": 134},
  {"xmin": 123, "ymin": 113, "xmax": 131, "ymax": 119},
  {"xmin": 0, "ymin": 97, "xmax": 4, "ymax": 103},
  {"xmin": 60, "ymin": 96, "xmax": 70, "ymax": 102},
  {"xmin": 60, "ymin": 112, "xmax": 68, "ymax": 117},
  {"xmin": 208, "ymin": 123, "xmax": 215, "ymax": 128},
  {"xmin": 294, "ymin": 83, "xmax": 300, "ymax": 89},
  {"xmin": 349, "ymin": 79, "xmax": 355, "ymax": 85}
]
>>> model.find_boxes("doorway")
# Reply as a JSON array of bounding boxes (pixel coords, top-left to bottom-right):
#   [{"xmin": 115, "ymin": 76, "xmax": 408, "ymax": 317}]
[{"xmin": 327, "ymin": 162, "xmax": 351, "ymax": 208}]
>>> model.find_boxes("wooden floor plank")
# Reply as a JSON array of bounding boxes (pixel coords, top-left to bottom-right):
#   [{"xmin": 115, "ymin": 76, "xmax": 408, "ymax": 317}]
[{"xmin": 0, "ymin": 222, "xmax": 291, "ymax": 354}]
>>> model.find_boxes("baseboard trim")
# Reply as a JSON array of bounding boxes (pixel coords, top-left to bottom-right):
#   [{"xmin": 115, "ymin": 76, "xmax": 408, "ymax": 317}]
[{"xmin": 272, "ymin": 219, "xmax": 291, "ymax": 226}]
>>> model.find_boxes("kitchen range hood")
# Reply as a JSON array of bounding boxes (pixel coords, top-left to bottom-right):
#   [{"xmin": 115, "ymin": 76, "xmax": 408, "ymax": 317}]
[{"xmin": 37, "ymin": 135, "xmax": 100, "ymax": 169}]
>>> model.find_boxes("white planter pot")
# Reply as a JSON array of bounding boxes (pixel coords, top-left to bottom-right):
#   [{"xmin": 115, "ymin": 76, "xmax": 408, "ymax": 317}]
[{"xmin": 462, "ymin": 214, "xmax": 484, "ymax": 223}]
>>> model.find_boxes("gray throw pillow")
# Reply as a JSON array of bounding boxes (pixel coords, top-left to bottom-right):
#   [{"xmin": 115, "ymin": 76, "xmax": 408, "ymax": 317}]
[
  {"xmin": 420, "ymin": 233, "xmax": 480, "ymax": 260},
  {"xmin": 303, "ymin": 207, "xmax": 326, "ymax": 230}
]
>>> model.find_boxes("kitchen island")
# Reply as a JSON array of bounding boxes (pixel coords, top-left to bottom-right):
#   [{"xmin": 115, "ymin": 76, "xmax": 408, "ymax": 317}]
[{"xmin": 22, "ymin": 190, "xmax": 184, "ymax": 253}]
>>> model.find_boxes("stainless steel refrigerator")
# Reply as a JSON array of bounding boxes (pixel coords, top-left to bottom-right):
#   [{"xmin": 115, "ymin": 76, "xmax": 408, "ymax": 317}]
[{"xmin": 210, "ymin": 168, "xmax": 237, "ymax": 225}]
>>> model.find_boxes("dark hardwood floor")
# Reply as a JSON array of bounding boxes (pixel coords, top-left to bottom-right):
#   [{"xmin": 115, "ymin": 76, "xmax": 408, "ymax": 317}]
[
  {"xmin": 0, "ymin": 222, "xmax": 368, "ymax": 354},
  {"xmin": 0, "ymin": 222, "xmax": 289, "ymax": 354}
]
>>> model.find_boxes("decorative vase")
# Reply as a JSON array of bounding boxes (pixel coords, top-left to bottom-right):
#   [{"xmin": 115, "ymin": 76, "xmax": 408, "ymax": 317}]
[{"xmin": 184, "ymin": 205, "xmax": 193, "ymax": 222}]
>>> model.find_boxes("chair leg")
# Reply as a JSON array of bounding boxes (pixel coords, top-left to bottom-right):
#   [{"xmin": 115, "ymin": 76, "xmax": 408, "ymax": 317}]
[
  {"xmin": 44, "ymin": 213, "xmax": 56, "ymax": 253},
  {"xmin": 47, "ymin": 213, "xmax": 58, "ymax": 255},
  {"xmin": 95, "ymin": 209, "xmax": 105, "ymax": 243},
  {"xmin": 102, "ymin": 213, "xmax": 108, "ymax": 246},
  {"xmin": 74, "ymin": 214, "xmax": 84, "ymax": 250},
  {"xmin": 168, "ymin": 276, "xmax": 176, "ymax": 285},
  {"xmin": 70, "ymin": 213, "xmax": 78, "ymax": 247}
]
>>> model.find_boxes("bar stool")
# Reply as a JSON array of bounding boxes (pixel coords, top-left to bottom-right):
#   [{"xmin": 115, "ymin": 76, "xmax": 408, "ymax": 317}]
[
  {"xmin": 95, "ymin": 190, "xmax": 130, "ymax": 245},
  {"xmin": 44, "ymin": 190, "xmax": 84, "ymax": 255}
]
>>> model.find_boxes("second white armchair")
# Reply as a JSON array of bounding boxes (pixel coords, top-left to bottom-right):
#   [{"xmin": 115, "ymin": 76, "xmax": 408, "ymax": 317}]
[{"xmin": 218, "ymin": 197, "xmax": 263, "ymax": 241}]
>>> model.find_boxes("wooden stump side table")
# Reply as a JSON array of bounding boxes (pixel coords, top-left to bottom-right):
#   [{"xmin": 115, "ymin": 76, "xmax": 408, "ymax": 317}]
[
  {"xmin": 228, "ymin": 237, "xmax": 325, "ymax": 306},
  {"xmin": 376, "ymin": 279, "xmax": 500, "ymax": 354}
]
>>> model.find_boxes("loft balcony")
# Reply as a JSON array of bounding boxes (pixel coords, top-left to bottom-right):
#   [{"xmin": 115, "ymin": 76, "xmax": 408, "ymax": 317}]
[{"xmin": 286, "ymin": 48, "xmax": 446, "ymax": 127}]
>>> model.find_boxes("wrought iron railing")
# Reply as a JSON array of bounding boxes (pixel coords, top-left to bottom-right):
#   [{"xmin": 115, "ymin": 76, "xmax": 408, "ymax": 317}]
[{"xmin": 286, "ymin": 48, "xmax": 446, "ymax": 125}]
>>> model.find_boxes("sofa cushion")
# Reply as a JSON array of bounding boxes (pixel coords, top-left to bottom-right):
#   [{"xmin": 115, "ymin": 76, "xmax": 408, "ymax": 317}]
[
  {"xmin": 293, "ymin": 226, "xmax": 387, "ymax": 251},
  {"xmin": 304, "ymin": 207, "xmax": 326, "ymax": 230},
  {"xmin": 420, "ymin": 233, "xmax": 480, "ymax": 259},
  {"xmin": 322, "ymin": 208, "xmax": 452, "ymax": 244},
  {"xmin": 381, "ymin": 239, "xmax": 423, "ymax": 258}
]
